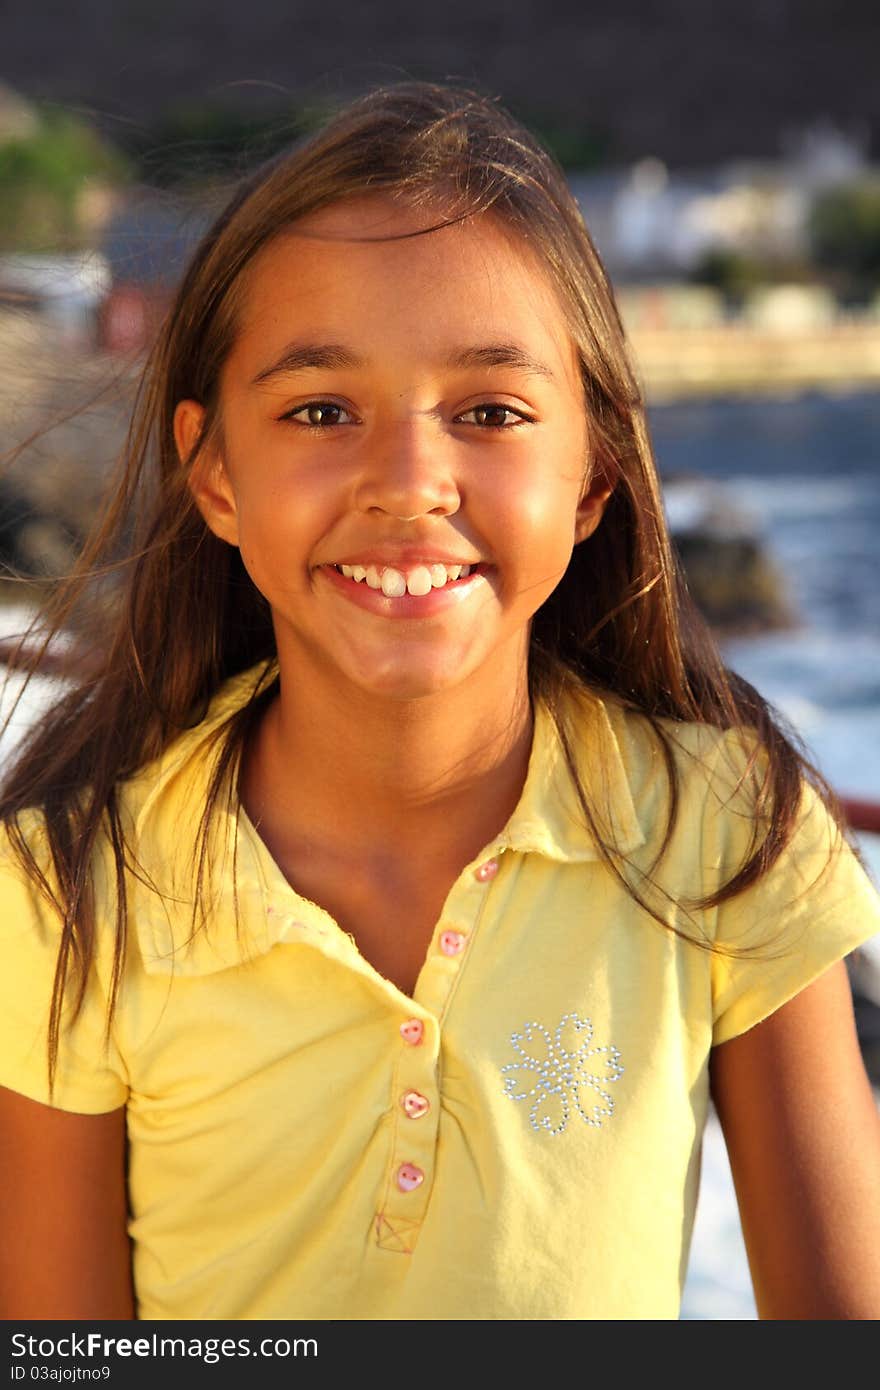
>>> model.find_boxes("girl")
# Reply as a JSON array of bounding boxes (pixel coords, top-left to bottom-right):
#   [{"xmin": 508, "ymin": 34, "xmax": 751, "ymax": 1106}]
[{"xmin": 1, "ymin": 82, "xmax": 879, "ymax": 1322}]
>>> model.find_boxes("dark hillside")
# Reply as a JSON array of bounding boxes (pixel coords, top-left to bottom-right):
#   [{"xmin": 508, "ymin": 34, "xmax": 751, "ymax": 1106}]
[{"xmin": 2, "ymin": 0, "xmax": 877, "ymax": 166}]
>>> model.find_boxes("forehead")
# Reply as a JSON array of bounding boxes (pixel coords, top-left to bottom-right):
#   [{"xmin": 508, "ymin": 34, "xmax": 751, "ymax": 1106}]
[{"xmin": 229, "ymin": 196, "xmax": 581, "ymax": 385}]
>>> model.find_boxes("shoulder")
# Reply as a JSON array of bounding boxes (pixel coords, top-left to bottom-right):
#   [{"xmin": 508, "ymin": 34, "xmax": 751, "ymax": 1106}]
[
  {"xmin": 119, "ymin": 660, "xmax": 276, "ymax": 828},
  {"xmin": 559, "ymin": 683, "xmax": 868, "ymax": 910},
  {"xmin": 553, "ymin": 683, "xmax": 880, "ymax": 1045},
  {"xmin": 0, "ymin": 661, "xmax": 275, "ymax": 938},
  {"xmin": 596, "ymin": 687, "xmax": 759, "ymax": 790},
  {"xmin": 0, "ymin": 802, "xmax": 67, "ymax": 937},
  {"xmin": 560, "ymin": 682, "xmax": 762, "ymax": 851},
  {"xmin": 110, "ymin": 662, "xmax": 278, "ymax": 975}
]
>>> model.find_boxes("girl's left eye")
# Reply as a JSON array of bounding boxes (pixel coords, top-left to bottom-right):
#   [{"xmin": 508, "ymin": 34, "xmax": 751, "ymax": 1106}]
[
  {"xmin": 281, "ymin": 402, "xmax": 355, "ymax": 427},
  {"xmin": 455, "ymin": 404, "xmax": 530, "ymax": 429}
]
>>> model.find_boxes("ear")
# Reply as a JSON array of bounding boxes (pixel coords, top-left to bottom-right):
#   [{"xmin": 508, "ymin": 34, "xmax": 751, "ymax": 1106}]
[
  {"xmin": 174, "ymin": 399, "xmax": 240, "ymax": 547},
  {"xmin": 574, "ymin": 463, "xmax": 614, "ymax": 545}
]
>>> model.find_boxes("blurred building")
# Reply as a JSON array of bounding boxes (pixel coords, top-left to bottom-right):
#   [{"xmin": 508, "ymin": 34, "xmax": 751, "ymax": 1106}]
[
  {"xmin": 572, "ymin": 126, "xmax": 875, "ymax": 283},
  {"xmin": 743, "ymin": 284, "xmax": 837, "ymax": 332}
]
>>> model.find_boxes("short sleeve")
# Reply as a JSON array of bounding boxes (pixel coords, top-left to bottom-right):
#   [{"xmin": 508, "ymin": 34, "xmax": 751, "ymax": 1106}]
[
  {"xmin": 0, "ymin": 831, "xmax": 129, "ymax": 1113},
  {"xmin": 706, "ymin": 733, "xmax": 880, "ymax": 1046}
]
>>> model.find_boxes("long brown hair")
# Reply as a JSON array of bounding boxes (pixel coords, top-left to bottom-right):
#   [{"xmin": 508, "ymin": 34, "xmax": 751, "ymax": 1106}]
[{"xmin": 0, "ymin": 80, "xmax": 847, "ymax": 1087}]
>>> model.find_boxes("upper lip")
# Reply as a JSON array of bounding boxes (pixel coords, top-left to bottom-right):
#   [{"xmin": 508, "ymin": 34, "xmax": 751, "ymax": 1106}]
[{"xmin": 322, "ymin": 550, "xmax": 484, "ymax": 569}]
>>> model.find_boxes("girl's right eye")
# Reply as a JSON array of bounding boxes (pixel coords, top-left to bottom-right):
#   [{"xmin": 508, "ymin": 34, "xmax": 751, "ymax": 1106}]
[{"xmin": 280, "ymin": 402, "xmax": 356, "ymax": 428}]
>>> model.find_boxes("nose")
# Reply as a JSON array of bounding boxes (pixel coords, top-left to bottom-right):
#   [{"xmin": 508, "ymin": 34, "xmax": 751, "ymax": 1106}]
[{"xmin": 353, "ymin": 416, "xmax": 460, "ymax": 520}]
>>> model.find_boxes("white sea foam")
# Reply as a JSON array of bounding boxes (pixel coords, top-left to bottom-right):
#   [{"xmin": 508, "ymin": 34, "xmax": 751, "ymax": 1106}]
[
  {"xmin": 724, "ymin": 631, "xmax": 880, "ymax": 797},
  {"xmin": 724, "ymin": 475, "xmax": 864, "ymax": 520}
]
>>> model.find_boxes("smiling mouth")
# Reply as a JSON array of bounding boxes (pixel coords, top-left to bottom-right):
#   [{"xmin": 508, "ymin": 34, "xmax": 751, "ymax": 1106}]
[{"xmin": 327, "ymin": 562, "xmax": 481, "ymax": 597}]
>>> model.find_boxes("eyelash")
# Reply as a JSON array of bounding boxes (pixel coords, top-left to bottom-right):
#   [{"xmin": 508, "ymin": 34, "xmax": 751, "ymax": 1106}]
[{"xmin": 279, "ymin": 401, "xmax": 533, "ymax": 431}]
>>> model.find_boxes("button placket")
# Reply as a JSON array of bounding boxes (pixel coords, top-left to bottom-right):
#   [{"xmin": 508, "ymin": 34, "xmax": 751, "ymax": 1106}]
[
  {"xmin": 413, "ymin": 854, "xmax": 498, "ymax": 1018},
  {"xmin": 376, "ymin": 1012, "xmax": 440, "ymax": 1252},
  {"xmin": 378, "ymin": 857, "xmax": 500, "ymax": 1251},
  {"xmin": 393, "ymin": 1022, "xmax": 438, "ymax": 1183}
]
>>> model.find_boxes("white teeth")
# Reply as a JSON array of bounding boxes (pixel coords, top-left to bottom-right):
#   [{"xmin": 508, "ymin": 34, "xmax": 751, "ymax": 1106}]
[
  {"xmin": 406, "ymin": 565, "xmax": 433, "ymax": 597},
  {"xmin": 335, "ymin": 561, "xmax": 479, "ymax": 594},
  {"xmin": 380, "ymin": 567, "xmax": 407, "ymax": 598}
]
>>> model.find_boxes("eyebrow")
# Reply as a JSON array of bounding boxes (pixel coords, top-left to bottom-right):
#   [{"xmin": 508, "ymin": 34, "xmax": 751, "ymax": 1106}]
[
  {"xmin": 446, "ymin": 344, "xmax": 556, "ymax": 381},
  {"xmin": 252, "ymin": 343, "xmax": 362, "ymax": 384},
  {"xmin": 251, "ymin": 341, "xmax": 557, "ymax": 386}
]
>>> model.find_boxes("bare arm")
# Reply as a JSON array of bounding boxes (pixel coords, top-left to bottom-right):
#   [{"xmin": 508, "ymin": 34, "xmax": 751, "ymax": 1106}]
[
  {"xmin": 710, "ymin": 959, "xmax": 880, "ymax": 1319},
  {"xmin": 0, "ymin": 1086, "xmax": 134, "ymax": 1319}
]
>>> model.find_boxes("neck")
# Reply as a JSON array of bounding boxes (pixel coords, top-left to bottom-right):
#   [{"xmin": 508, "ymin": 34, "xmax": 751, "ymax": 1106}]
[{"xmin": 241, "ymin": 653, "xmax": 534, "ymax": 872}]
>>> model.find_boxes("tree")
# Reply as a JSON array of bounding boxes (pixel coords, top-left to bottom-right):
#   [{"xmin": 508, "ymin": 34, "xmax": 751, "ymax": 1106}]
[
  {"xmin": 809, "ymin": 180, "xmax": 880, "ymax": 304},
  {"xmin": 0, "ymin": 109, "xmax": 127, "ymax": 253}
]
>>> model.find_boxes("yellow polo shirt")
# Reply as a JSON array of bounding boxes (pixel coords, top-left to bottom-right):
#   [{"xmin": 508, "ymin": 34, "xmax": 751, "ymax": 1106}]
[{"xmin": 2, "ymin": 663, "xmax": 878, "ymax": 1320}]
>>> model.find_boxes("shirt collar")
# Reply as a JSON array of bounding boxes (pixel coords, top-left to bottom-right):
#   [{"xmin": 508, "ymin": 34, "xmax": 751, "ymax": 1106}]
[
  {"xmin": 130, "ymin": 665, "xmax": 645, "ymax": 977},
  {"xmin": 499, "ymin": 687, "xmax": 644, "ymax": 863}
]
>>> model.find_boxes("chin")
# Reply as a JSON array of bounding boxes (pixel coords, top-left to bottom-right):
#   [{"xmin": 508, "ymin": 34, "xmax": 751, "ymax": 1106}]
[
  {"xmin": 342, "ymin": 654, "xmax": 472, "ymax": 703},
  {"xmin": 352, "ymin": 673, "xmax": 462, "ymax": 704}
]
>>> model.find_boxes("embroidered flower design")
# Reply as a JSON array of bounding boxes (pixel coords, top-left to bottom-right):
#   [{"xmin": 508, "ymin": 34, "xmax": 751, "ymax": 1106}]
[{"xmin": 501, "ymin": 1011, "xmax": 623, "ymax": 1137}]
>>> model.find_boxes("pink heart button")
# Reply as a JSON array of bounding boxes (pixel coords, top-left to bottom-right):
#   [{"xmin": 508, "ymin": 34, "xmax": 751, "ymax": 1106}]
[
  {"xmin": 396, "ymin": 1162, "xmax": 425, "ymax": 1192},
  {"xmin": 439, "ymin": 929, "xmax": 466, "ymax": 957},
  {"xmin": 399, "ymin": 1018, "xmax": 424, "ymax": 1046},
  {"xmin": 402, "ymin": 1090, "xmax": 430, "ymax": 1119},
  {"xmin": 475, "ymin": 858, "xmax": 499, "ymax": 882}
]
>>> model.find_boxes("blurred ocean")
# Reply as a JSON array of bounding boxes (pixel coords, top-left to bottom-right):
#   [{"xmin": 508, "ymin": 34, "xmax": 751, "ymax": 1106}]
[
  {"xmin": 651, "ymin": 390, "xmax": 880, "ymax": 861},
  {"xmin": 651, "ymin": 390, "xmax": 880, "ymax": 1319},
  {"xmin": 1, "ymin": 389, "xmax": 878, "ymax": 1320}
]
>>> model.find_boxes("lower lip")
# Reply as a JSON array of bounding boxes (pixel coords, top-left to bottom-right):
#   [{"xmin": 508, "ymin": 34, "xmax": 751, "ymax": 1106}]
[{"xmin": 318, "ymin": 565, "xmax": 491, "ymax": 618}]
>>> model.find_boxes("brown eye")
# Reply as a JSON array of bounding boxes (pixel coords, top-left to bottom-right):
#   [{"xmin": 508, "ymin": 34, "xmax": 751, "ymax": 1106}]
[
  {"xmin": 457, "ymin": 404, "xmax": 529, "ymax": 429},
  {"xmin": 284, "ymin": 402, "xmax": 354, "ymax": 427},
  {"xmin": 476, "ymin": 405, "xmax": 510, "ymax": 427}
]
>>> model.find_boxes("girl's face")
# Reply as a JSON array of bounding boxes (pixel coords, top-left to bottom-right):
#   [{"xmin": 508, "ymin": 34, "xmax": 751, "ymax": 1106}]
[{"xmin": 178, "ymin": 196, "xmax": 610, "ymax": 705}]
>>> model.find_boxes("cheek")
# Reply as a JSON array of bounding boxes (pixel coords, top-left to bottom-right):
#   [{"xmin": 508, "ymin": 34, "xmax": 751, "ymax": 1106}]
[
  {"xmin": 231, "ymin": 504, "xmax": 297, "ymax": 599},
  {"xmin": 229, "ymin": 472, "xmax": 299, "ymax": 547},
  {"xmin": 502, "ymin": 473, "xmax": 584, "ymax": 558},
  {"xmin": 235, "ymin": 542, "xmax": 276, "ymax": 606},
  {"xmin": 231, "ymin": 488, "xmax": 329, "ymax": 609}
]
